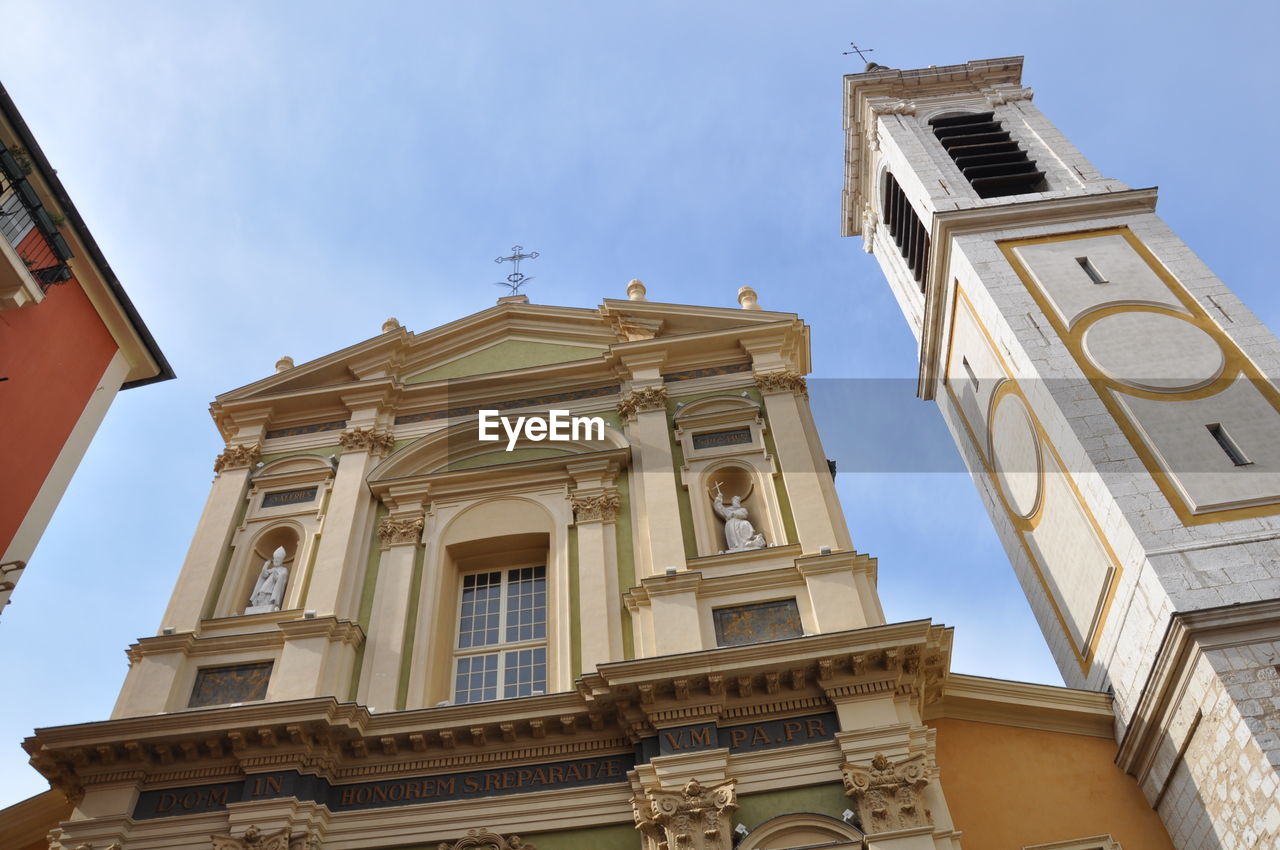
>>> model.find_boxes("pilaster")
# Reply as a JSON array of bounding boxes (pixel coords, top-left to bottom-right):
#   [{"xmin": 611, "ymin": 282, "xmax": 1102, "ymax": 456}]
[
  {"xmin": 569, "ymin": 458, "xmax": 624, "ymax": 674},
  {"xmin": 750, "ymin": 365, "xmax": 852, "ymax": 555},
  {"xmin": 636, "ymin": 571, "xmax": 705, "ymax": 656},
  {"xmin": 159, "ymin": 427, "xmax": 264, "ymax": 632},
  {"xmin": 619, "ymin": 354, "xmax": 687, "ymax": 577},
  {"xmin": 359, "ymin": 492, "xmax": 426, "ymax": 712},
  {"xmin": 305, "ymin": 408, "xmax": 394, "ymax": 618}
]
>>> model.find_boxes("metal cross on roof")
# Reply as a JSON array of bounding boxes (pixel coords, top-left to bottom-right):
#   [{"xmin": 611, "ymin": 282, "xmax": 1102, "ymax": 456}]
[
  {"xmin": 842, "ymin": 43, "xmax": 875, "ymax": 62},
  {"xmin": 494, "ymin": 245, "xmax": 539, "ymax": 295}
]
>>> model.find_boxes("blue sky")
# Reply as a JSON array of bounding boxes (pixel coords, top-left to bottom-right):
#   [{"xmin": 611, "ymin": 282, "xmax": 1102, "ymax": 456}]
[{"xmin": 1, "ymin": 1, "xmax": 1276, "ymax": 806}]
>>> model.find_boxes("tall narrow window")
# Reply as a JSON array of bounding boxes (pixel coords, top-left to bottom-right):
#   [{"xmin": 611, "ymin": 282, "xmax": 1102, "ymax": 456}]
[
  {"xmin": 961, "ymin": 356, "xmax": 979, "ymax": 392},
  {"xmin": 454, "ymin": 566, "xmax": 547, "ymax": 704},
  {"xmin": 928, "ymin": 111, "xmax": 1046, "ymax": 199},
  {"xmin": 1207, "ymin": 424, "xmax": 1251, "ymax": 467},
  {"xmin": 1076, "ymin": 256, "xmax": 1108, "ymax": 285},
  {"xmin": 881, "ymin": 172, "xmax": 930, "ymax": 289}
]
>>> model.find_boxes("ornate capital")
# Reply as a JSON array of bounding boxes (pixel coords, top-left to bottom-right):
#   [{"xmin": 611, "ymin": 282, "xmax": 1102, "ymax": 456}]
[
  {"xmin": 633, "ymin": 778, "xmax": 738, "ymax": 850},
  {"xmin": 571, "ymin": 491, "xmax": 620, "ymax": 524},
  {"xmin": 378, "ymin": 515, "xmax": 424, "ymax": 546},
  {"xmin": 339, "ymin": 426, "xmax": 396, "ymax": 457},
  {"xmin": 618, "ymin": 386, "xmax": 668, "ymax": 419},
  {"xmin": 984, "ymin": 85, "xmax": 1034, "ymax": 106},
  {"xmin": 211, "ymin": 826, "xmax": 320, "ymax": 850},
  {"xmin": 214, "ymin": 443, "xmax": 260, "ymax": 473},
  {"xmin": 754, "ymin": 370, "xmax": 807, "ymax": 397},
  {"xmin": 437, "ymin": 828, "xmax": 534, "ymax": 850},
  {"xmin": 841, "ymin": 752, "xmax": 933, "ymax": 834}
]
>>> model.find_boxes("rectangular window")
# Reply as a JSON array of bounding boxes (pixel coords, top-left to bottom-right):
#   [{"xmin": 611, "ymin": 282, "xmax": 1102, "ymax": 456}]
[
  {"xmin": 961, "ymin": 356, "xmax": 979, "ymax": 392},
  {"xmin": 1076, "ymin": 256, "xmax": 1108, "ymax": 285},
  {"xmin": 1207, "ymin": 424, "xmax": 1251, "ymax": 467},
  {"xmin": 454, "ymin": 566, "xmax": 547, "ymax": 704}
]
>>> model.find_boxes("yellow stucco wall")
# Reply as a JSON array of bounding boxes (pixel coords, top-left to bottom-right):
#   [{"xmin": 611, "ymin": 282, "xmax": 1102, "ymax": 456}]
[{"xmin": 930, "ymin": 718, "xmax": 1173, "ymax": 850}]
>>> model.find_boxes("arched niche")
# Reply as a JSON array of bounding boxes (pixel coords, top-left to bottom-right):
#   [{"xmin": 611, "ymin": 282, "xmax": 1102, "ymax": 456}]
[
  {"xmin": 408, "ymin": 496, "xmax": 570, "ymax": 709},
  {"xmin": 738, "ymin": 812, "xmax": 864, "ymax": 850},
  {"xmin": 673, "ymin": 395, "xmax": 785, "ymax": 555},
  {"xmin": 218, "ymin": 521, "xmax": 304, "ymax": 618}
]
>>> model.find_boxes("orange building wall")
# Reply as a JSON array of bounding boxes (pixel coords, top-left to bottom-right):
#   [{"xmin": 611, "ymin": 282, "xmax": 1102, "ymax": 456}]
[
  {"xmin": 930, "ymin": 718, "xmax": 1173, "ymax": 850},
  {"xmin": 0, "ymin": 276, "xmax": 118, "ymax": 553}
]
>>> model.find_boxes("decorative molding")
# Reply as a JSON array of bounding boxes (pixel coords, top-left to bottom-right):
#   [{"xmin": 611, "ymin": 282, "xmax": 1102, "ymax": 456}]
[
  {"xmin": 869, "ymin": 99, "xmax": 916, "ymax": 116},
  {"xmin": 437, "ymin": 828, "xmax": 534, "ymax": 850},
  {"xmin": 264, "ymin": 419, "xmax": 347, "ymax": 440},
  {"xmin": 754, "ymin": 371, "xmax": 808, "ymax": 397},
  {"xmin": 339, "ymin": 427, "xmax": 396, "ymax": 457},
  {"xmin": 984, "ymin": 85, "xmax": 1034, "ymax": 106},
  {"xmin": 211, "ymin": 826, "xmax": 319, "ymax": 850},
  {"xmin": 378, "ymin": 515, "xmax": 425, "ymax": 546},
  {"xmin": 48, "ymin": 830, "xmax": 122, "ymax": 850},
  {"xmin": 861, "ymin": 202, "xmax": 878, "ymax": 254},
  {"xmin": 841, "ymin": 752, "xmax": 933, "ymax": 835},
  {"xmin": 214, "ymin": 443, "xmax": 261, "ymax": 473},
  {"xmin": 571, "ymin": 492, "xmax": 620, "ymax": 524},
  {"xmin": 395, "ymin": 384, "xmax": 620, "ymax": 425},
  {"xmin": 633, "ymin": 778, "xmax": 738, "ymax": 850},
  {"xmin": 618, "ymin": 386, "xmax": 668, "ymax": 419}
]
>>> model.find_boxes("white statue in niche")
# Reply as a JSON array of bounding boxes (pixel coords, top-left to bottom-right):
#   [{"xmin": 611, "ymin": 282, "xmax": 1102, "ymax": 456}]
[
  {"xmin": 710, "ymin": 483, "xmax": 766, "ymax": 553},
  {"xmin": 245, "ymin": 546, "xmax": 289, "ymax": 614}
]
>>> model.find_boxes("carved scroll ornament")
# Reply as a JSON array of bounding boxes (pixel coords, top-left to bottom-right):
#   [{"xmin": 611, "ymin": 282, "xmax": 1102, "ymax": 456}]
[
  {"xmin": 618, "ymin": 386, "xmax": 669, "ymax": 419},
  {"xmin": 841, "ymin": 752, "xmax": 933, "ymax": 833},
  {"xmin": 211, "ymin": 825, "xmax": 320, "ymax": 850},
  {"xmin": 633, "ymin": 778, "xmax": 738, "ymax": 850},
  {"xmin": 214, "ymin": 443, "xmax": 261, "ymax": 473},
  {"xmin": 754, "ymin": 370, "xmax": 807, "ymax": 397},
  {"xmin": 571, "ymin": 491, "xmax": 620, "ymax": 523},
  {"xmin": 437, "ymin": 828, "xmax": 534, "ymax": 850},
  {"xmin": 378, "ymin": 515, "xmax": 425, "ymax": 546},
  {"xmin": 338, "ymin": 427, "xmax": 396, "ymax": 457}
]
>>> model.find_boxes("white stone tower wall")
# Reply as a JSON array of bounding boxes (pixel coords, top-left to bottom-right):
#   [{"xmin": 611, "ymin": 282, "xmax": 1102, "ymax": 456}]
[{"xmin": 845, "ymin": 57, "xmax": 1280, "ymax": 848}]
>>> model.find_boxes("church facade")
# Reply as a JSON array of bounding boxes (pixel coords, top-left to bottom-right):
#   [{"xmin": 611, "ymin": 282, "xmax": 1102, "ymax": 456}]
[
  {"xmin": 842, "ymin": 57, "xmax": 1280, "ymax": 847},
  {"xmin": 13, "ymin": 280, "xmax": 1173, "ymax": 850}
]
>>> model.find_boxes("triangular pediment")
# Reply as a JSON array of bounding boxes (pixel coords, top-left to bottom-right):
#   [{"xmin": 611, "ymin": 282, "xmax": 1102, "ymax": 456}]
[
  {"xmin": 213, "ymin": 296, "xmax": 801, "ymax": 407},
  {"xmin": 403, "ymin": 338, "xmax": 606, "ymax": 384}
]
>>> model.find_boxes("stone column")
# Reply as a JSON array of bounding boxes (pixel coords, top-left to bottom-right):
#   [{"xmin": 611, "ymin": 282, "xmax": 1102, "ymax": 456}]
[
  {"xmin": 359, "ymin": 504, "xmax": 425, "ymax": 712},
  {"xmin": 305, "ymin": 421, "xmax": 394, "ymax": 618},
  {"xmin": 752, "ymin": 368, "xmax": 853, "ymax": 555},
  {"xmin": 619, "ymin": 358, "xmax": 687, "ymax": 578},
  {"xmin": 570, "ymin": 488, "xmax": 622, "ymax": 674},
  {"xmin": 159, "ymin": 439, "xmax": 261, "ymax": 633}
]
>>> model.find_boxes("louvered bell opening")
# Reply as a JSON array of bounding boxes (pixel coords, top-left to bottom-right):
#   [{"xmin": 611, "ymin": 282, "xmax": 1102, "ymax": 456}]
[
  {"xmin": 929, "ymin": 111, "xmax": 1046, "ymax": 199},
  {"xmin": 881, "ymin": 172, "xmax": 930, "ymax": 291}
]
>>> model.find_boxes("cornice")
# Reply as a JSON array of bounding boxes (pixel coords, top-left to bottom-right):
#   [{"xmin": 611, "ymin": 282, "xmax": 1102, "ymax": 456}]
[
  {"xmin": 841, "ymin": 56, "xmax": 1025, "ymax": 237},
  {"xmin": 916, "ymin": 189, "xmax": 1160, "ymax": 400},
  {"xmin": 926, "ymin": 673, "xmax": 1115, "ymax": 738},
  {"xmin": 28, "ymin": 624, "xmax": 953, "ymax": 804},
  {"xmin": 0, "ymin": 83, "xmax": 174, "ymax": 387},
  {"xmin": 368, "ymin": 447, "xmax": 632, "ymax": 501},
  {"xmin": 1116, "ymin": 599, "xmax": 1280, "ymax": 777}
]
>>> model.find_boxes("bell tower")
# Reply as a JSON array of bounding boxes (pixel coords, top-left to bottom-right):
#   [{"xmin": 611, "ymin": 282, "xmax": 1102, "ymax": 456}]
[{"xmin": 843, "ymin": 57, "xmax": 1280, "ymax": 847}]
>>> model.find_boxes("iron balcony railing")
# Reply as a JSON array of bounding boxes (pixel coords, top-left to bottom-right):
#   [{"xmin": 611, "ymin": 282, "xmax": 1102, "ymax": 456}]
[{"xmin": 0, "ymin": 146, "xmax": 72, "ymax": 290}]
